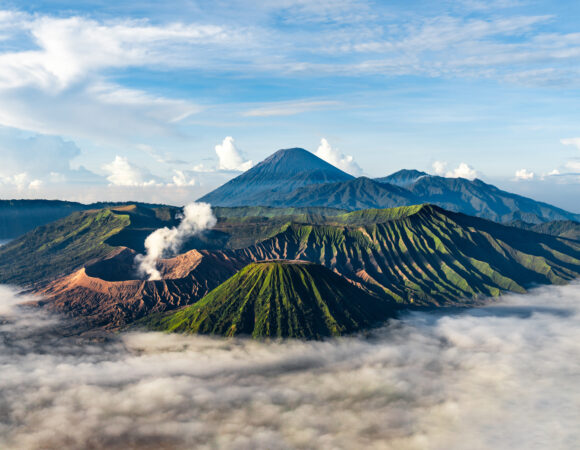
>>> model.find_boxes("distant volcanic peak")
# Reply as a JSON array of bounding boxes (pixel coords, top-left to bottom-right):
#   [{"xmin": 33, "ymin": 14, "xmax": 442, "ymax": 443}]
[
  {"xmin": 254, "ymin": 147, "xmax": 353, "ymax": 178},
  {"xmin": 198, "ymin": 146, "xmax": 354, "ymax": 207},
  {"xmin": 142, "ymin": 260, "xmax": 398, "ymax": 339},
  {"xmin": 376, "ymin": 169, "xmax": 430, "ymax": 186}
]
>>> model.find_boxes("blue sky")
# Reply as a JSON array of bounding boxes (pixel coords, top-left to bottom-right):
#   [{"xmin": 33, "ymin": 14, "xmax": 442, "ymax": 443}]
[{"xmin": 0, "ymin": 0, "xmax": 579, "ymax": 210}]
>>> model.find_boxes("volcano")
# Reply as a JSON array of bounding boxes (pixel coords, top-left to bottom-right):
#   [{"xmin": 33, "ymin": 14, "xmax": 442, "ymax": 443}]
[
  {"xmin": 140, "ymin": 260, "xmax": 399, "ymax": 339},
  {"xmin": 198, "ymin": 148, "xmax": 354, "ymax": 207}
]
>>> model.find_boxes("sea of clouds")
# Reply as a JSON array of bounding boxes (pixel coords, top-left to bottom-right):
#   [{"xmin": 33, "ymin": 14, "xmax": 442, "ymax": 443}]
[{"xmin": 0, "ymin": 283, "xmax": 579, "ymax": 449}]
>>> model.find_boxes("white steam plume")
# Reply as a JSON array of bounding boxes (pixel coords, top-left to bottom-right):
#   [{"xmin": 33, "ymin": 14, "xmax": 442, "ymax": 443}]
[{"xmin": 135, "ymin": 202, "xmax": 217, "ymax": 280}]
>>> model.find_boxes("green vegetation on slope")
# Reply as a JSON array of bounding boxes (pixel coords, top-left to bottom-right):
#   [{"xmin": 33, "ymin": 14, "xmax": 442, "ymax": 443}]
[
  {"xmin": 212, "ymin": 204, "xmax": 428, "ymax": 249},
  {"xmin": 238, "ymin": 205, "xmax": 580, "ymax": 306},
  {"xmin": 0, "ymin": 204, "xmax": 179, "ymax": 286},
  {"xmin": 3, "ymin": 202, "xmax": 580, "ymax": 310},
  {"xmin": 142, "ymin": 261, "xmax": 398, "ymax": 339},
  {"xmin": 0, "ymin": 199, "xmax": 87, "ymax": 239},
  {"xmin": 0, "ymin": 209, "xmax": 130, "ymax": 286}
]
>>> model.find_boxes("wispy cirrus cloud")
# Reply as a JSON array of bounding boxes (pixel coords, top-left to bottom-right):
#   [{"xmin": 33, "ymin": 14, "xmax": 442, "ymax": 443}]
[
  {"xmin": 0, "ymin": 11, "xmax": 242, "ymax": 145},
  {"xmin": 243, "ymin": 100, "xmax": 340, "ymax": 117},
  {"xmin": 561, "ymin": 137, "xmax": 580, "ymax": 150}
]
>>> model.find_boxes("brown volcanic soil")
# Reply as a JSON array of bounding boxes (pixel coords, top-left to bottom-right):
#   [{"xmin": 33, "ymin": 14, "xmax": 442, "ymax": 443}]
[{"xmin": 38, "ymin": 247, "xmax": 246, "ymax": 329}]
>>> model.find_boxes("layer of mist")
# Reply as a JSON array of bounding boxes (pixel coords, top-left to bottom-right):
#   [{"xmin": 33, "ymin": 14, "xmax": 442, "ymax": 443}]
[{"xmin": 0, "ymin": 284, "xmax": 579, "ymax": 449}]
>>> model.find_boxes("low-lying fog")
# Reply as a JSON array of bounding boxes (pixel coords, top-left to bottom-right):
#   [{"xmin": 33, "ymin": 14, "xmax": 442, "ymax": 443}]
[{"xmin": 0, "ymin": 284, "xmax": 579, "ymax": 450}]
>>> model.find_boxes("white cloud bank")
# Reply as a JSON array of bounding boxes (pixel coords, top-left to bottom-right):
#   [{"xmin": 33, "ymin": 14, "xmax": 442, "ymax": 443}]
[
  {"xmin": 0, "ymin": 12, "xmax": 216, "ymax": 145},
  {"xmin": 215, "ymin": 136, "xmax": 254, "ymax": 172},
  {"xmin": 1, "ymin": 283, "xmax": 580, "ymax": 448},
  {"xmin": 315, "ymin": 138, "xmax": 362, "ymax": 175},
  {"xmin": 432, "ymin": 160, "xmax": 478, "ymax": 180},
  {"xmin": 560, "ymin": 137, "xmax": 580, "ymax": 151},
  {"xmin": 515, "ymin": 168, "xmax": 535, "ymax": 181},
  {"xmin": 103, "ymin": 155, "xmax": 160, "ymax": 187},
  {"xmin": 171, "ymin": 170, "xmax": 196, "ymax": 187}
]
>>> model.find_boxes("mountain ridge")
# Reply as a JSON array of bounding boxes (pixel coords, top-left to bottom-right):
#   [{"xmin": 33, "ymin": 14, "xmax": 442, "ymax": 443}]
[
  {"xmin": 139, "ymin": 261, "xmax": 399, "ymax": 339},
  {"xmin": 20, "ymin": 203, "xmax": 580, "ymax": 331},
  {"xmin": 198, "ymin": 149, "xmax": 579, "ymax": 223},
  {"xmin": 199, "ymin": 147, "xmax": 354, "ymax": 207}
]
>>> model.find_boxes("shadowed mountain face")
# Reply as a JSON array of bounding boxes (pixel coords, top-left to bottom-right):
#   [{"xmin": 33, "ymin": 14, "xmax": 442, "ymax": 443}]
[
  {"xmin": 0, "ymin": 204, "xmax": 182, "ymax": 286},
  {"xmin": 379, "ymin": 171, "xmax": 579, "ymax": 224},
  {"xmin": 198, "ymin": 148, "xmax": 579, "ymax": 223},
  {"xmin": 509, "ymin": 219, "xmax": 580, "ymax": 241},
  {"xmin": 198, "ymin": 148, "xmax": 354, "ymax": 207},
  {"xmin": 235, "ymin": 205, "xmax": 580, "ymax": 306},
  {"xmin": 0, "ymin": 200, "xmax": 87, "ymax": 239},
  {"xmin": 0, "ymin": 200, "xmax": 175, "ymax": 240},
  {"xmin": 140, "ymin": 261, "xmax": 399, "ymax": 339},
  {"xmin": 275, "ymin": 177, "xmax": 419, "ymax": 210},
  {"xmin": 375, "ymin": 169, "xmax": 429, "ymax": 187}
]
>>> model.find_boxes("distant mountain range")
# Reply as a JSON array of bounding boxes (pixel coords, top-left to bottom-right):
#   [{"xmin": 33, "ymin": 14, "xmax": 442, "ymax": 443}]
[
  {"xmin": 199, "ymin": 148, "xmax": 353, "ymax": 206},
  {"xmin": 199, "ymin": 148, "xmax": 580, "ymax": 224},
  {"xmin": 0, "ymin": 200, "xmax": 169, "ymax": 239},
  {"xmin": 2, "ymin": 146, "xmax": 580, "ymax": 339}
]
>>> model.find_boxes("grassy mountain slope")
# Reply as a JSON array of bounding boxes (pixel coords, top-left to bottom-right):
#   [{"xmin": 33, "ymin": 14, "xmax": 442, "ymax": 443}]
[
  {"xmin": 141, "ymin": 261, "xmax": 398, "ymax": 339},
  {"xmin": 0, "ymin": 199, "xmax": 87, "ymax": 239},
  {"xmin": 0, "ymin": 199, "xmax": 175, "ymax": 240},
  {"xmin": 0, "ymin": 205, "xmax": 178, "ymax": 286},
  {"xmin": 39, "ymin": 249, "xmax": 244, "ymax": 329},
  {"xmin": 236, "ymin": 205, "xmax": 580, "ymax": 306},
  {"xmin": 0, "ymin": 209, "xmax": 130, "ymax": 286},
  {"xmin": 4, "ymin": 203, "xmax": 580, "ymax": 314}
]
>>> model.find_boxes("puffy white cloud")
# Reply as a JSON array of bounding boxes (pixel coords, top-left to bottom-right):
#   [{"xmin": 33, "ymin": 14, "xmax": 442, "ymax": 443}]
[
  {"xmin": 433, "ymin": 160, "xmax": 478, "ymax": 180},
  {"xmin": 0, "ymin": 13, "xmax": 216, "ymax": 145},
  {"xmin": 432, "ymin": 160, "xmax": 448, "ymax": 175},
  {"xmin": 560, "ymin": 137, "xmax": 580, "ymax": 151},
  {"xmin": 315, "ymin": 138, "xmax": 362, "ymax": 175},
  {"xmin": 215, "ymin": 136, "xmax": 254, "ymax": 172},
  {"xmin": 446, "ymin": 162, "xmax": 478, "ymax": 180},
  {"xmin": 0, "ymin": 127, "xmax": 80, "ymax": 177},
  {"xmin": 103, "ymin": 155, "xmax": 160, "ymax": 187},
  {"xmin": 547, "ymin": 169, "xmax": 560, "ymax": 176},
  {"xmin": 171, "ymin": 170, "xmax": 196, "ymax": 187},
  {"xmin": 0, "ymin": 172, "xmax": 43, "ymax": 191},
  {"xmin": 514, "ymin": 168, "xmax": 535, "ymax": 181},
  {"xmin": 0, "ymin": 15, "xmax": 232, "ymax": 92},
  {"xmin": 0, "ymin": 126, "xmax": 104, "ymax": 193},
  {"xmin": 565, "ymin": 160, "xmax": 580, "ymax": 172}
]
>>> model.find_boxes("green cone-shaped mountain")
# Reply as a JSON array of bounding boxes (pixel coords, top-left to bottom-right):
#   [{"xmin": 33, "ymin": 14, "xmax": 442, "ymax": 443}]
[{"xmin": 143, "ymin": 261, "xmax": 398, "ymax": 339}]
